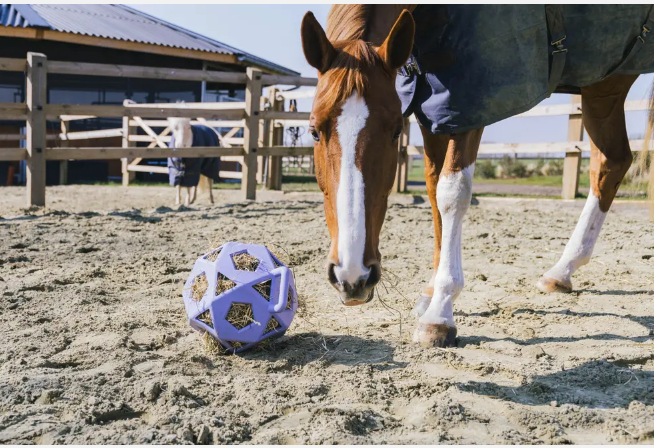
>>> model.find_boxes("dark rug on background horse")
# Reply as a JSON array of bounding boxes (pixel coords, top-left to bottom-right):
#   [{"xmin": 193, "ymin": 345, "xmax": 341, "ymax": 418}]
[
  {"xmin": 397, "ymin": 5, "xmax": 654, "ymax": 134},
  {"xmin": 167, "ymin": 124, "xmax": 220, "ymax": 187}
]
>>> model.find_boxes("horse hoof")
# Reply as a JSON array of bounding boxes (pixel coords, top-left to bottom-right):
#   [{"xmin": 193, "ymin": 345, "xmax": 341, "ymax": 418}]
[
  {"xmin": 413, "ymin": 323, "xmax": 457, "ymax": 348},
  {"xmin": 536, "ymin": 276, "xmax": 572, "ymax": 293},
  {"xmin": 411, "ymin": 295, "xmax": 431, "ymax": 318}
]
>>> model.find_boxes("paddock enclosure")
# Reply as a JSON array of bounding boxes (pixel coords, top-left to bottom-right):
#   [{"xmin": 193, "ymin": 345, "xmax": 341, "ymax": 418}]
[{"xmin": 0, "ymin": 186, "xmax": 652, "ymax": 444}]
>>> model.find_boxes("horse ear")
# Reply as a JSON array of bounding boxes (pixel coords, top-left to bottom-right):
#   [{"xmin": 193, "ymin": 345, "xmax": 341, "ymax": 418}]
[
  {"xmin": 301, "ymin": 11, "xmax": 337, "ymax": 74},
  {"xmin": 378, "ymin": 10, "xmax": 415, "ymax": 72}
]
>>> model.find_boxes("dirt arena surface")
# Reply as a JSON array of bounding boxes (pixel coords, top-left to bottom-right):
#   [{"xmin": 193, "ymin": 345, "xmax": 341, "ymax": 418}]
[{"xmin": 0, "ymin": 185, "xmax": 653, "ymax": 444}]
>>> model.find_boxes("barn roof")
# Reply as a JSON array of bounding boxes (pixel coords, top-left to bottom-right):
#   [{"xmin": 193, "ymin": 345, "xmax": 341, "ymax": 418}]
[{"xmin": 0, "ymin": 4, "xmax": 299, "ymax": 75}]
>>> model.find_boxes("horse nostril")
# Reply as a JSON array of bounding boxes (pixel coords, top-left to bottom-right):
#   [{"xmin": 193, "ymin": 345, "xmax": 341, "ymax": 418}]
[
  {"xmin": 365, "ymin": 262, "xmax": 381, "ymax": 287},
  {"xmin": 327, "ymin": 263, "xmax": 339, "ymax": 286}
]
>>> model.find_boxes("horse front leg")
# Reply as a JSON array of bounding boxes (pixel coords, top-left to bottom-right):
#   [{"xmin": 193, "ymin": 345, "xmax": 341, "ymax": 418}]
[
  {"xmin": 412, "ymin": 127, "xmax": 448, "ymax": 317},
  {"xmin": 537, "ymin": 74, "xmax": 637, "ymax": 293},
  {"xmin": 413, "ymin": 129, "xmax": 482, "ymax": 348},
  {"xmin": 175, "ymin": 185, "xmax": 181, "ymax": 205}
]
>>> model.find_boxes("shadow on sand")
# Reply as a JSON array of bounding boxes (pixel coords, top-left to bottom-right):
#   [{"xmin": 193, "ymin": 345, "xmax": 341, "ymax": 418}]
[{"xmin": 454, "ymin": 359, "xmax": 653, "ymax": 409}]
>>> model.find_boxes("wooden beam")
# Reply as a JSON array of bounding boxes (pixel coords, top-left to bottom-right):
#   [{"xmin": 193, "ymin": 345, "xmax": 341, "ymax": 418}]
[
  {"xmin": 129, "ymin": 119, "xmax": 245, "ymax": 128},
  {"xmin": 59, "ymin": 128, "xmax": 123, "ymax": 140},
  {"xmin": 266, "ymin": 87, "xmax": 284, "ymax": 190},
  {"xmin": 0, "ymin": 103, "xmax": 28, "ymax": 120},
  {"xmin": 562, "ymin": 95, "xmax": 584, "ymax": 200},
  {"xmin": 0, "ymin": 57, "xmax": 25, "ymax": 72},
  {"xmin": 45, "ymin": 60, "xmax": 246, "ymax": 84},
  {"xmin": 59, "ymin": 121, "xmax": 68, "ymax": 185},
  {"xmin": 260, "ymin": 146, "xmax": 314, "ymax": 156},
  {"xmin": 242, "ymin": 68, "xmax": 262, "ymax": 200},
  {"xmin": 0, "ymin": 148, "xmax": 28, "ymax": 161},
  {"xmin": 41, "ymin": 30, "xmax": 239, "ymax": 65},
  {"xmin": 121, "ymin": 116, "xmax": 137, "ymax": 186},
  {"xmin": 261, "ymin": 110, "xmax": 310, "ymax": 120},
  {"xmin": 46, "ymin": 104, "xmax": 245, "ymax": 120},
  {"xmin": 0, "ymin": 26, "xmax": 38, "ymax": 39},
  {"xmin": 46, "ymin": 146, "xmax": 245, "ymax": 160},
  {"xmin": 393, "ymin": 118, "xmax": 410, "ymax": 193},
  {"xmin": 126, "ymin": 165, "xmax": 169, "ymax": 174},
  {"xmin": 276, "ymin": 88, "xmax": 317, "ymax": 100},
  {"xmin": 133, "ymin": 117, "xmax": 168, "ymax": 148},
  {"xmin": 125, "ymin": 101, "xmax": 245, "ymax": 110},
  {"xmin": 220, "ymin": 170, "xmax": 243, "ymax": 179},
  {"xmin": 26, "ymin": 53, "xmax": 47, "ymax": 206},
  {"xmin": 260, "ymin": 74, "xmax": 317, "ymax": 87}
]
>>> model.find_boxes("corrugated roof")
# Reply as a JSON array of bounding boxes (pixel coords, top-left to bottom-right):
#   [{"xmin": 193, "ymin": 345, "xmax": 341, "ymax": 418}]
[{"xmin": 0, "ymin": 4, "xmax": 298, "ymax": 75}]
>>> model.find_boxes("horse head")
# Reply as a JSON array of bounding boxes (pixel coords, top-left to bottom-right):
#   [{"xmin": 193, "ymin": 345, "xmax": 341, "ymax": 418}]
[{"xmin": 301, "ymin": 10, "xmax": 415, "ymax": 305}]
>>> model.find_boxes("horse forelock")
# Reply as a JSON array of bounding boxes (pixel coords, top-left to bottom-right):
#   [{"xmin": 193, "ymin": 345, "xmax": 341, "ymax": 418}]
[{"xmin": 313, "ymin": 40, "xmax": 383, "ymax": 121}]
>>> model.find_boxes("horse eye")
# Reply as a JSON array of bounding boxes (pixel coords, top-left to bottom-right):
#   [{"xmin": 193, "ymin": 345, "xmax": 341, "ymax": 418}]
[
  {"xmin": 309, "ymin": 128, "xmax": 320, "ymax": 142},
  {"xmin": 393, "ymin": 127, "xmax": 403, "ymax": 141}
]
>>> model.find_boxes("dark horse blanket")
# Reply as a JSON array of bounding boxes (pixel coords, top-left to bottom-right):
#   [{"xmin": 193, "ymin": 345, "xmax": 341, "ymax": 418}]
[
  {"xmin": 167, "ymin": 125, "xmax": 221, "ymax": 187},
  {"xmin": 397, "ymin": 5, "xmax": 654, "ymax": 134}
]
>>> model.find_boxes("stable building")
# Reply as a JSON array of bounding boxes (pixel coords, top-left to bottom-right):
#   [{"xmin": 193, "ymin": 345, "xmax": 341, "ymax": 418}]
[{"xmin": 0, "ymin": 3, "xmax": 298, "ymax": 185}]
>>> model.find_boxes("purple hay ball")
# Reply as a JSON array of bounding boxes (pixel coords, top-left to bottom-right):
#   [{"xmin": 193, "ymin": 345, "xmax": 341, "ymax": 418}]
[{"xmin": 182, "ymin": 242, "xmax": 298, "ymax": 353}]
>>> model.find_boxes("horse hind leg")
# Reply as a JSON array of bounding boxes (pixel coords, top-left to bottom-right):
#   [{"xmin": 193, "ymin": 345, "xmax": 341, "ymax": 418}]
[
  {"xmin": 537, "ymin": 74, "xmax": 637, "ymax": 293},
  {"xmin": 207, "ymin": 176, "xmax": 214, "ymax": 204}
]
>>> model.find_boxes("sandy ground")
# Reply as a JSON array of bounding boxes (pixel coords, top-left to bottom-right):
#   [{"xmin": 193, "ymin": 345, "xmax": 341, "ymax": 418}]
[{"xmin": 0, "ymin": 185, "xmax": 653, "ymax": 445}]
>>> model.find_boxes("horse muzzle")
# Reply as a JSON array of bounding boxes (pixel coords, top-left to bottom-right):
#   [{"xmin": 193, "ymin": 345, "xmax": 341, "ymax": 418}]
[{"xmin": 327, "ymin": 261, "xmax": 381, "ymax": 305}]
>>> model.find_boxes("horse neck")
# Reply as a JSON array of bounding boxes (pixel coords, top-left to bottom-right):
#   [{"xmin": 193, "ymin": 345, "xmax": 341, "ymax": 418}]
[{"xmin": 367, "ymin": 5, "xmax": 416, "ymax": 46}]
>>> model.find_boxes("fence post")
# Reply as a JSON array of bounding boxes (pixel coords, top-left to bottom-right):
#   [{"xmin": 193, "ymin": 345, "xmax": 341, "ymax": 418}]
[
  {"xmin": 59, "ymin": 120, "xmax": 68, "ymax": 185},
  {"xmin": 393, "ymin": 117, "xmax": 410, "ymax": 193},
  {"xmin": 266, "ymin": 87, "xmax": 284, "ymax": 190},
  {"xmin": 257, "ymin": 95, "xmax": 267, "ymax": 184},
  {"xmin": 26, "ymin": 52, "xmax": 47, "ymax": 207},
  {"xmin": 562, "ymin": 94, "xmax": 584, "ymax": 199},
  {"xmin": 242, "ymin": 67, "xmax": 262, "ymax": 200},
  {"xmin": 121, "ymin": 116, "xmax": 136, "ymax": 186}
]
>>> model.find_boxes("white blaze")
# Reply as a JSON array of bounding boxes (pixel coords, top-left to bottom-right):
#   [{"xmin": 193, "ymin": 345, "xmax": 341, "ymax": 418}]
[
  {"xmin": 420, "ymin": 163, "xmax": 475, "ymax": 328},
  {"xmin": 334, "ymin": 93, "xmax": 370, "ymax": 285},
  {"xmin": 543, "ymin": 189, "xmax": 607, "ymax": 283}
]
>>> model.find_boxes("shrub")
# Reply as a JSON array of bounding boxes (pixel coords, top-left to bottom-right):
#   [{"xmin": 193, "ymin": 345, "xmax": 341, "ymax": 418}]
[
  {"xmin": 499, "ymin": 155, "xmax": 528, "ymax": 178},
  {"xmin": 477, "ymin": 160, "xmax": 496, "ymax": 179}
]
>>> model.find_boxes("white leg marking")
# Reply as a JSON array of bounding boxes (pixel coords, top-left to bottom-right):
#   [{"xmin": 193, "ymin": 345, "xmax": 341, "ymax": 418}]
[
  {"xmin": 419, "ymin": 163, "xmax": 475, "ymax": 328},
  {"xmin": 334, "ymin": 93, "xmax": 370, "ymax": 286},
  {"xmin": 543, "ymin": 189, "xmax": 607, "ymax": 284}
]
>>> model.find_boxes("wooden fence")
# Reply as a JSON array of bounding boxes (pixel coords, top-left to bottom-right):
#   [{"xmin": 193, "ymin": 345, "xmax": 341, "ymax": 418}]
[
  {"xmin": 280, "ymin": 87, "xmax": 652, "ymax": 198},
  {"xmin": 0, "ymin": 52, "xmax": 316, "ymax": 206},
  {"xmin": 0, "ymin": 52, "xmax": 651, "ymax": 206}
]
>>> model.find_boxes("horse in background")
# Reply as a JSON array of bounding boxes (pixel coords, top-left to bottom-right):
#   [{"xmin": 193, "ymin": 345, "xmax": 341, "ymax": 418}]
[
  {"xmin": 167, "ymin": 118, "xmax": 220, "ymax": 206},
  {"xmin": 300, "ymin": 5, "xmax": 653, "ymax": 348}
]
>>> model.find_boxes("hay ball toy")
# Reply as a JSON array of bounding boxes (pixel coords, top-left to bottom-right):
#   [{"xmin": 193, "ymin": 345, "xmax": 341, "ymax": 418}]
[{"xmin": 182, "ymin": 242, "xmax": 298, "ymax": 353}]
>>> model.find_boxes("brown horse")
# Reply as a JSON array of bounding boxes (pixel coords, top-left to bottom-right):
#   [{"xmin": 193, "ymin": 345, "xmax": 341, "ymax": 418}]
[{"xmin": 301, "ymin": 5, "xmax": 652, "ymax": 347}]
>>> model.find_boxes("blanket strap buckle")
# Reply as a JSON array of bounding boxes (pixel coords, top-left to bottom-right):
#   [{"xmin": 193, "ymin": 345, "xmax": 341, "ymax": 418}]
[
  {"xmin": 551, "ymin": 36, "xmax": 567, "ymax": 54},
  {"xmin": 398, "ymin": 55, "xmax": 422, "ymax": 77}
]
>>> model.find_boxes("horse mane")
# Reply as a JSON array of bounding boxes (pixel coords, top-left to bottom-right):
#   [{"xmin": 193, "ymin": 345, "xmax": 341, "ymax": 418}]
[
  {"xmin": 326, "ymin": 4, "xmax": 374, "ymax": 42},
  {"xmin": 315, "ymin": 5, "xmax": 383, "ymax": 119}
]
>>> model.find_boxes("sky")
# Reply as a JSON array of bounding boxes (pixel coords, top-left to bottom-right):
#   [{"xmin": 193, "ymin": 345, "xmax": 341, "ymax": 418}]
[{"xmin": 132, "ymin": 4, "xmax": 653, "ymax": 148}]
